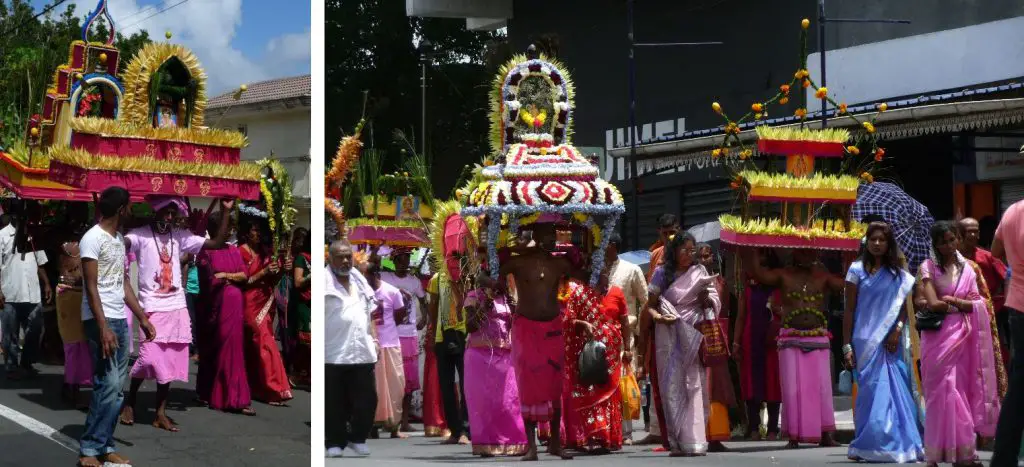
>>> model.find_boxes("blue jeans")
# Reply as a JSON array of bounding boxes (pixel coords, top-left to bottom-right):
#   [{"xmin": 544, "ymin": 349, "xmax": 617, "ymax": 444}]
[
  {"xmin": 1, "ymin": 302, "xmax": 43, "ymax": 370},
  {"xmin": 79, "ymin": 318, "xmax": 129, "ymax": 458}
]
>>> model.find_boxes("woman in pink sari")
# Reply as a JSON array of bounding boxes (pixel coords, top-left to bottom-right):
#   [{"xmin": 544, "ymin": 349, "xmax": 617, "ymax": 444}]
[
  {"xmin": 462, "ymin": 273, "xmax": 527, "ymax": 457},
  {"xmin": 918, "ymin": 221, "xmax": 1005, "ymax": 467},
  {"xmin": 195, "ymin": 214, "xmax": 254, "ymax": 415},
  {"xmin": 642, "ymin": 232, "xmax": 719, "ymax": 457}
]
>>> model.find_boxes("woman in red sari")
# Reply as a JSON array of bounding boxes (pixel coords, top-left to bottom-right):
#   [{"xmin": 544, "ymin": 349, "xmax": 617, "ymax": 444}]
[
  {"xmin": 562, "ymin": 269, "xmax": 628, "ymax": 453},
  {"xmin": 238, "ymin": 213, "xmax": 293, "ymax": 406},
  {"xmin": 419, "ymin": 274, "xmax": 448, "ymax": 437}
]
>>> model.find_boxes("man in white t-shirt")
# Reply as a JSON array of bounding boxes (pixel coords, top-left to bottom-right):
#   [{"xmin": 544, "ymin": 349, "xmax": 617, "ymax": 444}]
[
  {"xmin": 78, "ymin": 187, "xmax": 156, "ymax": 467},
  {"xmin": 119, "ymin": 195, "xmax": 233, "ymax": 433},
  {"xmin": 381, "ymin": 249, "xmax": 427, "ymax": 432},
  {"xmin": 325, "ymin": 240, "xmax": 378, "ymax": 458},
  {"xmin": 0, "ymin": 211, "xmax": 53, "ymax": 379}
]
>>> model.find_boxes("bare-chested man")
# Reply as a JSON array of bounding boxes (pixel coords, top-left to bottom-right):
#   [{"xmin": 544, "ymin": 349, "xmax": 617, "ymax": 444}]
[
  {"xmin": 741, "ymin": 247, "xmax": 844, "ymax": 449},
  {"xmin": 498, "ymin": 226, "xmax": 574, "ymax": 461}
]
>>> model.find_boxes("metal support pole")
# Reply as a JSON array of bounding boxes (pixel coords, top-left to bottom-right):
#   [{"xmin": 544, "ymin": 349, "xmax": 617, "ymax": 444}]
[
  {"xmin": 421, "ymin": 61, "xmax": 427, "ymax": 163},
  {"xmin": 627, "ymin": 0, "xmax": 641, "ymax": 250},
  {"xmin": 818, "ymin": 0, "xmax": 828, "ymax": 129}
]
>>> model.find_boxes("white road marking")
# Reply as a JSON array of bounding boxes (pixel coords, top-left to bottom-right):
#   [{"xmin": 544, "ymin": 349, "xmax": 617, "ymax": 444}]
[{"xmin": 0, "ymin": 402, "xmax": 79, "ymax": 452}]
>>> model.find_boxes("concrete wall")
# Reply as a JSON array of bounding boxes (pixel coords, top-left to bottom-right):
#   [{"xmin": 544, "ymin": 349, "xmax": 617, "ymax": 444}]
[{"xmin": 213, "ymin": 106, "xmax": 312, "ymax": 229}]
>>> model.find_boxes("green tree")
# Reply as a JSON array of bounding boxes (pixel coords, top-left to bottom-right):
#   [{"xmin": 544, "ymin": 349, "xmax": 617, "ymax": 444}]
[
  {"xmin": 0, "ymin": 1, "xmax": 150, "ymax": 146},
  {"xmin": 325, "ymin": 0, "xmax": 504, "ymax": 198}
]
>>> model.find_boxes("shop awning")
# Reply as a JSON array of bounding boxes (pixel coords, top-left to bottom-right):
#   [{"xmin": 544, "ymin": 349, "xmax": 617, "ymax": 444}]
[{"xmin": 610, "ymin": 96, "xmax": 1024, "ymax": 174}]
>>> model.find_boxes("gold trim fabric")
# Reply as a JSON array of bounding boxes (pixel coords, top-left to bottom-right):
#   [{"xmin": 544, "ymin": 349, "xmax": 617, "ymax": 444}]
[
  {"xmin": 49, "ymin": 147, "xmax": 260, "ymax": 181},
  {"xmin": 70, "ymin": 117, "xmax": 247, "ymax": 148}
]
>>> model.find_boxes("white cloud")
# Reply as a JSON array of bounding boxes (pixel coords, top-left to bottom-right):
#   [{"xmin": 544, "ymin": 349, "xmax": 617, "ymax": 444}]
[
  {"xmin": 63, "ymin": 0, "xmax": 307, "ymax": 94},
  {"xmin": 266, "ymin": 29, "xmax": 311, "ymax": 63}
]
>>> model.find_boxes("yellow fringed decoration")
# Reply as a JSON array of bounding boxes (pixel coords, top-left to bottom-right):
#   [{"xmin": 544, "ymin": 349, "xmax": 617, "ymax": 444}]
[
  {"xmin": 755, "ymin": 125, "xmax": 851, "ymax": 143},
  {"xmin": 740, "ymin": 170, "xmax": 861, "ymax": 191},
  {"xmin": 70, "ymin": 117, "xmax": 248, "ymax": 148},
  {"xmin": 719, "ymin": 214, "xmax": 866, "ymax": 240},
  {"xmin": 48, "ymin": 147, "xmax": 260, "ymax": 180}
]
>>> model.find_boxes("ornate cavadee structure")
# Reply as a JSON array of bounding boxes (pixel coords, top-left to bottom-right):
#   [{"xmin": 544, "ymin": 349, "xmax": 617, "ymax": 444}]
[
  {"xmin": 460, "ymin": 46, "xmax": 624, "ymax": 285},
  {"xmin": 713, "ymin": 19, "xmax": 893, "ymax": 252},
  {"xmin": 0, "ymin": 0, "xmax": 258, "ymax": 201}
]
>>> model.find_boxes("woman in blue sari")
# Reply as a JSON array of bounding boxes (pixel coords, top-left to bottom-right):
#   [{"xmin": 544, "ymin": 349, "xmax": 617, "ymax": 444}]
[{"xmin": 842, "ymin": 222, "xmax": 924, "ymax": 463}]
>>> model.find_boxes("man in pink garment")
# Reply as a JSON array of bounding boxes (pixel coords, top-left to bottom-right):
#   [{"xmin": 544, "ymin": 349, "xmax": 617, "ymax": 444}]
[
  {"xmin": 990, "ymin": 202, "xmax": 1024, "ymax": 466},
  {"xmin": 118, "ymin": 196, "xmax": 233, "ymax": 432},
  {"xmin": 959, "ymin": 218, "xmax": 1009, "ymax": 365}
]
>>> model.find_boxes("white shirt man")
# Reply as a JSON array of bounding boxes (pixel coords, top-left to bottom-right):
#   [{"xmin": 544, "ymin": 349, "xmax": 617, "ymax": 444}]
[
  {"xmin": 0, "ymin": 222, "xmax": 51, "ymax": 375},
  {"xmin": 325, "ymin": 241, "xmax": 378, "ymax": 458}
]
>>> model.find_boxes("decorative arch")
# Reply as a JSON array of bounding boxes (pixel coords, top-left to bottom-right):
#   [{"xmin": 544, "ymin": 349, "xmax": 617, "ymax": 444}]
[
  {"xmin": 69, "ymin": 74, "xmax": 124, "ymax": 119},
  {"xmin": 121, "ymin": 43, "xmax": 208, "ymax": 128}
]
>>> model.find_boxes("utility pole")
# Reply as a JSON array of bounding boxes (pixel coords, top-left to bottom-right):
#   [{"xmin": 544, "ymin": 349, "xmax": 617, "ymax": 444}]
[
  {"xmin": 627, "ymin": 0, "xmax": 722, "ymax": 250},
  {"xmin": 816, "ymin": 0, "xmax": 909, "ymax": 129}
]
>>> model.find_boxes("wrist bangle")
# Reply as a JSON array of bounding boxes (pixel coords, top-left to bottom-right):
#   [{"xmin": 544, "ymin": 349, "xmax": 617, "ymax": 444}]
[
  {"xmin": 842, "ymin": 344, "xmax": 853, "ymax": 355},
  {"xmin": 896, "ymin": 321, "xmax": 905, "ymax": 332}
]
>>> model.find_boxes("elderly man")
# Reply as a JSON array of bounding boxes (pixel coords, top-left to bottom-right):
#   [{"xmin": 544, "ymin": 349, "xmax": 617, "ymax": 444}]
[
  {"xmin": 325, "ymin": 240, "xmax": 378, "ymax": 458},
  {"xmin": 959, "ymin": 217, "xmax": 1009, "ymax": 365},
  {"xmin": 604, "ymin": 233, "xmax": 647, "ymax": 444}
]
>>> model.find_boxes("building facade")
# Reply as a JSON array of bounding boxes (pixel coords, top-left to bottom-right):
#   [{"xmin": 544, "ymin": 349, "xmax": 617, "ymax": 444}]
[
  {"xmin": 411, "ymin": 1, "xmax": 1024, "ymax": 248},
  {"xmin": 207, "ymin": 75, "xmax": 312, "ymax": 229}
]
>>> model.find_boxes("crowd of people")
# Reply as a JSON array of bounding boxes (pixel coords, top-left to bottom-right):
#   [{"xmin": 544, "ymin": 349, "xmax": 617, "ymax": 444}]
[
  {"xmin": 0, "ymin": 187, "xmax": 311, "ymax": 467},
  {"xmin": 325, "ymin": 203, "xmax": 1024, "ymax": 466}
]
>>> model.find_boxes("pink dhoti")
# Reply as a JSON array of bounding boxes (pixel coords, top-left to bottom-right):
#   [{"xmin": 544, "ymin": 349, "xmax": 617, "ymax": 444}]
[
  {"xmin": 374, "ymin": 346, "xmax": 406, "ymax": 427},
  {"xmin": 56, "ymin": 287, "xmax": 92, "ymax": 386},
  {"xmin": 778, "ymin": 332, "xmax": 835, "ymax": 444},
  {"xmin": 511, "ymin": 314, "xmax": 564, "ymax": 423},
  {"xmin": 130, "ymin": 309, "xmax": 192, "ymax": 384},
  {"xmin": 399, "ymin": 336, "xmax": 420, "ymax": 394}
]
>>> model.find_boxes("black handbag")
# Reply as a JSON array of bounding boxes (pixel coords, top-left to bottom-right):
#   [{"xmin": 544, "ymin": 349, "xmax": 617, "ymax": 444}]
[
  {"xmin": 578, "ymin": 340, "xmax": 609, "ymax": 386},
  {"xmin": 915, "ymin": 308, "xmax": 944, "ymax": 332}
]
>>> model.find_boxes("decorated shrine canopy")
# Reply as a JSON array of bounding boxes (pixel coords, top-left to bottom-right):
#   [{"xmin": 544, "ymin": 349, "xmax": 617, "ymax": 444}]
[
  {"xmin": 0, "ymin": 0, "xmax": 259, "ymax": 201},
  {"xmin": 459, "ymin": 47, "xmax": 625, "ymax": 285},
  {"xmin": 711, "ymin": 19, "xmax": 886, "ymax": 252},
  {"xmin": 345, "ymin": 196, "xmax": 433, "ymax": 247}
]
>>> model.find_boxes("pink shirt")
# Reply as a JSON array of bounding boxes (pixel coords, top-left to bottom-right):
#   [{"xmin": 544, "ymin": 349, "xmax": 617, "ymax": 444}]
[
  {"xmin": 372, "ymin": 281, "xmax": 405, "ymax": 348},
  {"xmin": 382, "ymin": 272, "xmax": 426, "ymax": 338},
  {"xmin": 997, "ymin": 201, "xmax": 1024, "ymax": 311},
  {"xmin": 126, "ymin": 227, "xmax": 205, "ymax": 312}
]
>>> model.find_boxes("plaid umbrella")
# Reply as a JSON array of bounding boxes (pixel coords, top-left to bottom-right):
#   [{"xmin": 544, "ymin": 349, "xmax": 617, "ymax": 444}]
[{"xmin": 852, "ymin": 182, "xmax": 934, "ymax": 275}]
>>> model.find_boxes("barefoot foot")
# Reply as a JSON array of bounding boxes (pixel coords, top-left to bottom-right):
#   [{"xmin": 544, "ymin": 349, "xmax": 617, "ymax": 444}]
[
  {"xmin": 77, "ymin": 456, "xmax": 102, "ymax": 467},
  {"xmin": 153, "ymin": 414, "xmax": 180, "ymax": 432},
  {"xmin": 390, "ymin": 430, "xmax": 409, "ymax": 439},
  {"xmin": 118, "ymin": 406, "xmax": 135, "ymax": 426},
  {"xmin": 785, "ymin": 440, "xmax": 800, "ymax": 450},
  {"xmin": 100, "ymin": 453, "xmax": 131, "ymax": 464}
]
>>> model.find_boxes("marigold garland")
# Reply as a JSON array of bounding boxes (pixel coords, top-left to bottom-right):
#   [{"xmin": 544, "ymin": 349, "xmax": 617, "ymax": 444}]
[{"xmin": 259, "ymin": 177, "xmax": 277, "ymax": 249}]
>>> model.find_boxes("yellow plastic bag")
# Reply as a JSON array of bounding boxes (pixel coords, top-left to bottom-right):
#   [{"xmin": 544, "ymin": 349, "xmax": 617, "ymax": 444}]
[{"xmin": 620, "ymin": 365, "xmax": 641, "ymax": 420}]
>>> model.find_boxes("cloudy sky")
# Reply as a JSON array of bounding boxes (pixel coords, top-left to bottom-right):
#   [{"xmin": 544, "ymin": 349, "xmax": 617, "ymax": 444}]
[{"xmin": 34, "ymin": 0, "xmax": 311, "ymax": 95}]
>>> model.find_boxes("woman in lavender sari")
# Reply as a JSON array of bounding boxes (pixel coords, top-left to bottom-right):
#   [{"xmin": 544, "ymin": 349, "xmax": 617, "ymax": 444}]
[
  {"xmin": 842, "ymin": 222, "xmax": 922, "ymax": 463},
  {"xmin": 642, "ymin": 232, "xmax": 719, "ymax": 457},
  {"xmin": 195, "ymin": 215, "xmax": 254, "ymax": 415},
  {"xmin": 462, "ymin": 273, "xmax": 527, "ymax": 457},
  {"xmin": 918, "ymin": 221, "xmax": 1005, "ymax": 467}
]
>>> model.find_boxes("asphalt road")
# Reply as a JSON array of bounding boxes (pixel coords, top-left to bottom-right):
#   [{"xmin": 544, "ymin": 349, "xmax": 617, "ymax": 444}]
[
  {"xmin": 329, "ymin": 427, "xmax": 994, "ymax": 467},
  {"xmin": 0, "ymin": 359, "xmax": 311, "ymax": 466}
]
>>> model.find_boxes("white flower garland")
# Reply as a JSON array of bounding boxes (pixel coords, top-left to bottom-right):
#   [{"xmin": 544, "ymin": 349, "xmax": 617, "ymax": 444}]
[{"xmin": 239, "ymin": 203, "xmax": 268, "ymax": 219}]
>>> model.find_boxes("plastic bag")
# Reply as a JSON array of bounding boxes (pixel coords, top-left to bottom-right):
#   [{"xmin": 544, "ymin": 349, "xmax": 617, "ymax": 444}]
[
  {"xmin": 578, "ymin": 340, "xmax": 609, "ymax": 386},
  {"xmin": 620, "ymin": 365, "xmax": 641, "ymax": 420},
  {"xmin": 838, "ymin": 370, "xmax": 854, "ymax": 395}
]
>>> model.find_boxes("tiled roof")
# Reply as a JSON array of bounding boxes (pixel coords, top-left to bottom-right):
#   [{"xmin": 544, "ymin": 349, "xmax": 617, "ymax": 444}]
[
  {"xmin": 207, "ymin": 75, "xmax": 310, "ymax": 109},
  {"xmin": 616, "ymin": 81, "xmax": 1024, "ymax": 148}
]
